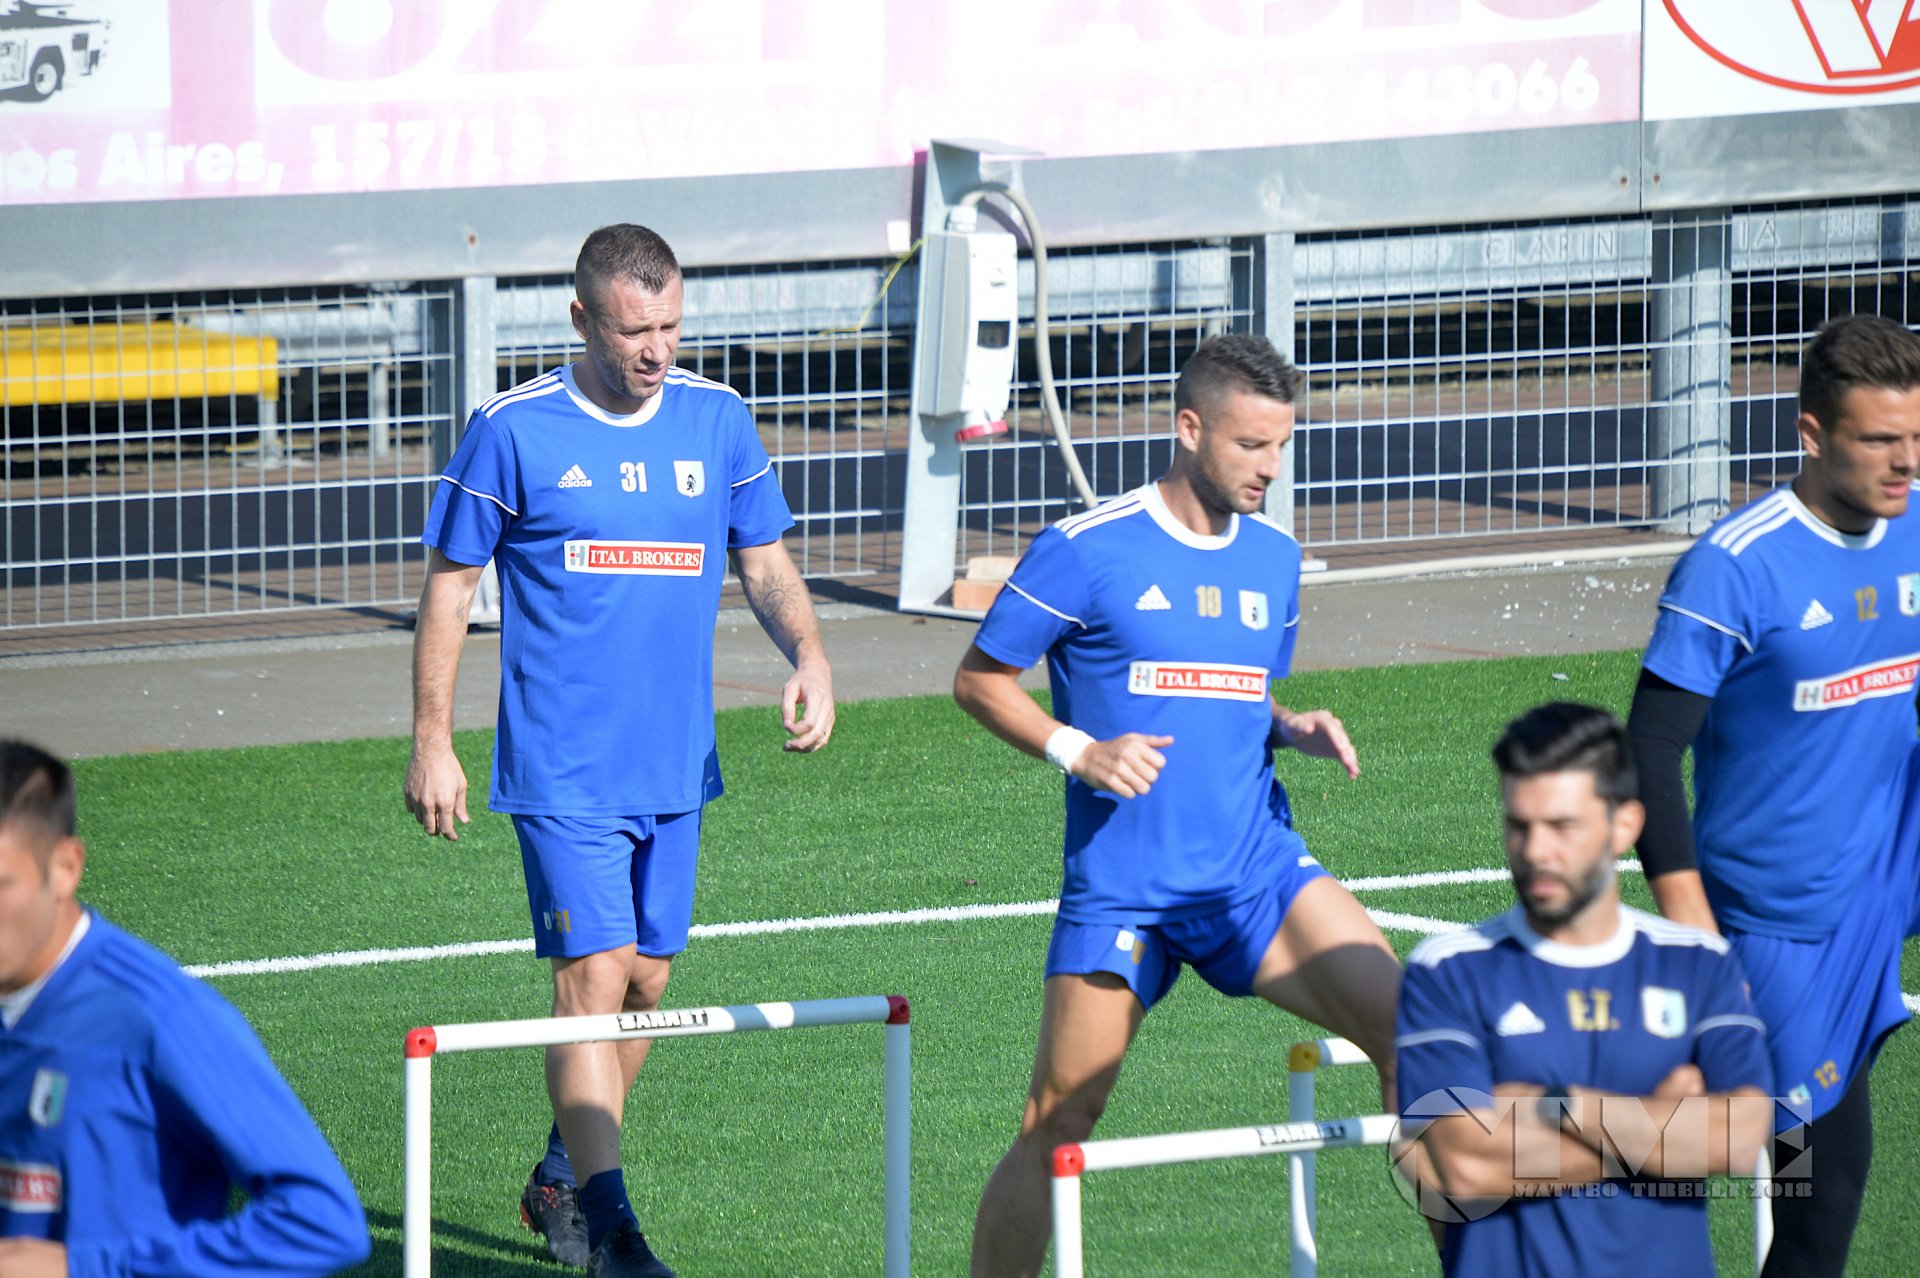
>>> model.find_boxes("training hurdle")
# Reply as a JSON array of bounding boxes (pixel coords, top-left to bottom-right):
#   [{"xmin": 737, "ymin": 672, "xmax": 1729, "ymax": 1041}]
[
  {"xmin": 402, "ymin": 994, "xmax": 910, "ymax": 1278},
  {"xmin": 1050, "ymin": 1112, "xmax": 1399, "ymax": 1277},
  {"xmin": 1288, "ymin": 1037, "xmax": 1375, "ymax": 1276}
]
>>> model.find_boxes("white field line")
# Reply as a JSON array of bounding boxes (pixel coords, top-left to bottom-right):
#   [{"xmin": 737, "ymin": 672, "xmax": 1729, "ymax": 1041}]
[{"xmin": 192, "ymin": 858, "xmax": 1920, "ymax": 1004}]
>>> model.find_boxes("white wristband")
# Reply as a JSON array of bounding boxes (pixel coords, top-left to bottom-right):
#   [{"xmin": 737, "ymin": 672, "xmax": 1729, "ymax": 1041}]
[{"xmin": 1044, "ymin": 726, "xmax": 1096, "ymax": 775}]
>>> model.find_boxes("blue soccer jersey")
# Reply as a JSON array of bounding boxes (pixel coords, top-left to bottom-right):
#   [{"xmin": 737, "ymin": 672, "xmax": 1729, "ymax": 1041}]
[
  {"xmin": 0, "ymin": 913, "xmax": 368, "ymax": 1276},
  {"xmin": 423, "ymin": 365, "xmax": 794, "ymax": 816},
  {"xmin": 973, "ymin": 483, "xmax": 1308, "ymax": 924},
  {"xmin": 1642, "ymin": 485, "xmax": 1920, "ymax": 938},
  {"xmin": 1397, "ymin": 907, "xmax": 1773, "ymax": 1278}
]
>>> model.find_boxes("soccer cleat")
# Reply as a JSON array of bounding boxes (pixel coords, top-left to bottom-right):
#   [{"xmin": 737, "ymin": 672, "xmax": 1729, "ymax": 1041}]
[
  {"xmin": 520, "ymin": 1167, "xmax": 590, "ymax": 1267},
  {"xmin": 586, "ymin": 1223, "xmax": 676, "ymax": 1278}
]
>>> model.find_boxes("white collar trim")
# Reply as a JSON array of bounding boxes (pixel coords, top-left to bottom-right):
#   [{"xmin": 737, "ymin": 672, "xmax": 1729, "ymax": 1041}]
[
  {"xmin": 1783, "ymin": 485, "xmax": 1886, "ymax": 549},
  {"xmin": 1144, "ymin": 481, "xmax": 1237, "ymax": 550},
  {"xmin": 1501, "ymin": 903, "xmax": 1634, "ymax": 968},
  {"xmin": 561, "ymin": 364, "xmax": 668, "ymax": 427},
  {"xmin": 1, "ymin": 909, "xmax": 90, "ymax": 1030}
]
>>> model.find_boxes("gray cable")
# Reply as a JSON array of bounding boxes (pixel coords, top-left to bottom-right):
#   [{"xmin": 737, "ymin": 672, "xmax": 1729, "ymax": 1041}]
[{"xmin": 955, "ymin": 182, "xmax": 1098, "ymax": 508}]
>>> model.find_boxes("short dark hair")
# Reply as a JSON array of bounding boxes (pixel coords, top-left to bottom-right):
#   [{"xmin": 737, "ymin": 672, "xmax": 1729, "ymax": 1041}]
[
  {"xmin": 575, "ymin": 224, "xmax": 681, "ymax": 310},
  {"xmin": 1491, "ymin": 702, "xmax": 1637, "ymax": 805},
  {"xmin": 1174, "ymin": 333, "xmax": 1303, "ymax": 418},
  {"xmin": 0, "ymin": 740, "xmax": 76, "ymax": 843},
  {"xmin": 1799, "ymin": 314, "xmax": 1920, "ymax": 430}
]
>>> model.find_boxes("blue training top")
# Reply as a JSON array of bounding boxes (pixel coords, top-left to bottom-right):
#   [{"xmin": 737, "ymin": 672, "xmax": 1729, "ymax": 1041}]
[
  {"xmin": 1397, "ymin": 906, "xmax": 1773, "ymax": 1278},
  {"xmin": 0, "ymin": 912, "xmax": 368, "ymax": 1277},
  {"xmin": 973, "ymin": 483, "xmax": 1309, "ymax": 924},
  {"xmin": 423, "ymin": 365, "xmax": 795, "ymax": 816},
  {"xmin": 1642, "ymin": 485, "xmax": 1920, "ymax": 938}
]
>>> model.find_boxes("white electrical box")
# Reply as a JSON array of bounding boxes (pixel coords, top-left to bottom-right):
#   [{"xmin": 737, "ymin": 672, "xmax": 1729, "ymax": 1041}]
[{"xmin": 915, "ymin": 225, "xmax": 1017, "ymax": 429}]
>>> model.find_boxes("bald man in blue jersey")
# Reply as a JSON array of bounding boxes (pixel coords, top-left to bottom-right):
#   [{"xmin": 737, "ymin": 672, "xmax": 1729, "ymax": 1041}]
[
  {"xmin": 955, "ymin": 334, "xmax": 1402, "ymax": 1277},
  {"xmin": 406, "ymin": 225, "xmax": 835, "ymax": 1277}
]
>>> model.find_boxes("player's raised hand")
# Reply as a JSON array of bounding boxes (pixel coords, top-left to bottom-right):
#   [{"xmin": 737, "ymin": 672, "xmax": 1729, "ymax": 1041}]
[
  {"xmin": 405, "ymin": 742, "xmax": 470, "ymax": 840},
  {"xmin": 1075, "ymin": 733, "xmax": 1174, "ymax": 798},
  {"xmin": 1274, "ymin": 707, "xmax": 1360, "ymax": 779},
  {"xmin": 781, "ymin": 660, "xmax": 836, "ymax": 752}
]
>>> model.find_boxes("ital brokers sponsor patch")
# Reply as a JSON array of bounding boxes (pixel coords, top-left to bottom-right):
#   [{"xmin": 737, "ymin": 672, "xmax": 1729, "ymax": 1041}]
[
  {"xmin": 1793, "ymin": 652, "xmax": 1920, "ymax": 712},
  {"xmin": 1127, "ymin": 660, "xmax": 1269, "ymax": 701},
  {"xmin": 0, "ymin": 1160, "xmax": 61, "ymax": 1213},
  {"xmin": 563, "ymin": 540, "xmax": 704, "ymax": 576}
]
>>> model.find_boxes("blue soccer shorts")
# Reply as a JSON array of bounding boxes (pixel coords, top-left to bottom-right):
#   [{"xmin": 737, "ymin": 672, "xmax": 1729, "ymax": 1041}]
[
  {"xmin": 1044, "ymin": 853, "xmax": 1333, "ymax": 1011},
  {"xmin": 512, "ymin": 811, "xmax": 702, "ymax": 960},
  {"xmin": 1725, "ymin": 744, "xmax": 1920, "ymax": 1129}
]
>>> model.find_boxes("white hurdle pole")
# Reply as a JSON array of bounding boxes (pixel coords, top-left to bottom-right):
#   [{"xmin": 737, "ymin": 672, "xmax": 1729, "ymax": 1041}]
[
  {"xmin": 1050, "ymin": 1113, "xmax": 1399, "ymax": 1278},
  {"xmin": 1287, "ymin": 1037, "xmax": 1374, "ymax": 1278},
  {"xmin": 403, "ymin": 994, "xmax": 911, "ymax": 1278}
]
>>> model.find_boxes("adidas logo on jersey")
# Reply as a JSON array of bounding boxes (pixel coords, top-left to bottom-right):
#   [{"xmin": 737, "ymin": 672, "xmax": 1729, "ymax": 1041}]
[
  {"xmin": 1496, "ymin": 1001, "xmax": 1546, "ymax": 1036},
  {"xmin": 1800, "ymin": 599, "xmax": 1833, "ymax": 631},
  {"xmin": 1135, "ymin": 585, "xmax": 1171, "ymax": 611},
  {"xmin": 558, "ymin": 465, "xmax": 592, "ymax": 489}
]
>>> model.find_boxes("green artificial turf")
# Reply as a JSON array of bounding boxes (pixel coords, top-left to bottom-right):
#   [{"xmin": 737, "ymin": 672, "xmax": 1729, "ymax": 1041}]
[{"xmin": 70, "ymin": 648, "xmax": 1920, "ymax": 1275}]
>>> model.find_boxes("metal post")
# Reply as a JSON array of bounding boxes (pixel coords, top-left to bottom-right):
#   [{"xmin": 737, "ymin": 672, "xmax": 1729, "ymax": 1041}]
[
  {"xmin": 1251, "ymin": 232, "xmax": 1299, "ymax": 535},
  {"xmin": 402, "ymin": 1030, "xmax": 435, "ymax": 1278},
  {"xmin": 1649, "ymin": 212, "xmax": 1731, "ymax": 534},
  {"xmin": 883, "ymin": 999, "xmax": 912, "ymax": 1278},
  {"xmin": 1287, "ymin": 1040, "xmax": 1320, "ymax": 1278},
  {"xmin": 369, "ymin": 356, "xmax": 392, "ymax": 458},
  {"xmin": 453, "ymin": 276, "xmax": 502, "ymax": 623},
  {"xmin": 1051, "ymin": 1144, "xmax": 1086, "ymax": 1278}
]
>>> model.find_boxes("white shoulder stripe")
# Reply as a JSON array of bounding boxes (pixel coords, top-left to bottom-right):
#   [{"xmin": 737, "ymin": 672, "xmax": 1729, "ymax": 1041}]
[
  {"xmin": 1631, "ymin": 912, "xmax": 1731, "ymax": 953},
  {"xmin": 731, "ymin": 461, "xmax": 773, "ymax": 489},
  {"xmin": 1708, "ymin": 492, "xmax": 1788, "ymax": 547},
  {"xmin": 1723, "ymin": 507, "xmax": 1797, "ymax": 556},
  {"xmin": 664, "ymin": 368, "xmax": 745, "ymax": 400},
  {"xmin": 481, "ymin": 374, "xmax": 564, "ymax": 418},
  {"xmin": 1655, "ymin": 602, "xmax": 1753, "ymax": 654},
  {"xmin": 1249, "ymin": 511, "xmax": 1301, "ymax": 545},
  {"xmin": 1004, "ymin": 580, "xmax": 1086, "ymax": 629},
  {"xmin": 1409, "ymin": 923, "xmax": 1502, "ymax": 968},
  {"xmin": 1059, "ymin": 497, "xmax": 1145, "ymax": 539},
  {"xmin": 1694, "ymin": 1013, "xmax": 1766, "ymax": 1038},
  {"xmin": 1395, "ymin": 1027, "xmax": 1481, "ymax": 1051},
  {"xmin": 437, "ymin": 475, "xmax": 518, "ymax": 517}
]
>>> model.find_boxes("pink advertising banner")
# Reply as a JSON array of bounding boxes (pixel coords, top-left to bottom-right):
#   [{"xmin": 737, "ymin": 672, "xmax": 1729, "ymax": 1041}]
[{"xmin": 0, "ymin": 0, "xmax": 1642, "ymax": 207}]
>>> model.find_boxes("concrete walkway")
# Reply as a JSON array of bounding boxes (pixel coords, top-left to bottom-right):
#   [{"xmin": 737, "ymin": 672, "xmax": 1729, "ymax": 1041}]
[{"xmin": 0, "ymin": 561, "xmax": 1671, "ymax": 760}]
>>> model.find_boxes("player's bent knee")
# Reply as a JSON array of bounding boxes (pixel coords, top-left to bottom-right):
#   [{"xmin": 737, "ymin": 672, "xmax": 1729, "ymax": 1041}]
[
  {"xmin": 551, "ymin": 946, "xmax": 642, "ymax": 1016},
  {"xmin": 625, "ymin": 956, "xmax": 671, "ymax": 1010}
]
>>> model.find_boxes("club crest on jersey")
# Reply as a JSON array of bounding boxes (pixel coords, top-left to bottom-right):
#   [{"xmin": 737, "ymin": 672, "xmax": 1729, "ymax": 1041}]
[
  {"xmin": 27, "ymin": 1070, "xmax": 65, "ymax": 1128},
  {"xmin": 1901, "ymin": 574, "xmax": 1920, "ymax": 616},
  {"xmin": 1127, "ymin": 660, "xmax": 1270, "ymax": 701},
  {"xmin": 563, "ymin": 540, "xmax": 705, "ymax": 576},
  {"xmin": 673, "ymin": 460, "xmax": 705, "ymax": 497},
  {"xmin": 0, "ymin": 1160, "xmax": 60, "ymax": 1213},
  {"xmin": 1239, "ymin": 590, "xmax": 1269, "ymax": 631},
  {"xmin": 1642, "ymin": 987, "xmax": 1688, "ymax": 1039}
]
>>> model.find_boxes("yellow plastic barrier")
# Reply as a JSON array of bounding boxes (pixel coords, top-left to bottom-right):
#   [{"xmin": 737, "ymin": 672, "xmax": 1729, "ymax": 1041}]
[{"xmin": 0, "ymin": 322, "xmax": 279, "ymax": 408}]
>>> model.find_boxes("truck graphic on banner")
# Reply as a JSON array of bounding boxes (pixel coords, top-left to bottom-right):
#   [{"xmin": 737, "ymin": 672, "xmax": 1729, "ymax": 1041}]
[{"xmin": 0, "ymin": 1, "xmax": 108, "ymax": 102}]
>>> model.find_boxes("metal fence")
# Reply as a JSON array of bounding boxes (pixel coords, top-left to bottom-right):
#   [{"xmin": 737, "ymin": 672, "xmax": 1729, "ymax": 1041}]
[
  {"xmin": 3, "ymin": 193, "xmax": 1916, "ymax": 634},
  {"xmin": 1, "ymin": 286, "xmax": 455, "ymax": 632}
]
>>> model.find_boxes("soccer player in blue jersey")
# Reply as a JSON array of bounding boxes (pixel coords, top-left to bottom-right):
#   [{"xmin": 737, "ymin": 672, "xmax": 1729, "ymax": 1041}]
[
  {"xmin": 0, "ymin": 740, "xmax": 368, "ymax": 1278},
  {"xmin": 404, "ymin": 225, "xmax": 835, "ymax": 1276},
  {"xmin": 954, "ymin": 334, "xmax": 1403, "ymax": 1277},
  {"xmin": 1394, "ymin": 703, "xmax": 1773, "ymax": 1278},
  {"xmin": 1626, "ymin": 314, "xmax": 1920, "ymax": 1277}
]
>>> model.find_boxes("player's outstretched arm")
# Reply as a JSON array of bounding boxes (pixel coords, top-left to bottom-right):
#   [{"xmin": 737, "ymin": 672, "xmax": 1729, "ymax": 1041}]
[
  {"xmin": 954, "ymin": 645, "xmax": 1171, "ymax": 798},
  {"xmin": 405, "ymin": 551, "xmax": 484, "ymax": 839},
  {"xmin": 733, "ymin": 539, "xmax": 836, "ymax": 751},
  {"xmin": 1270, "ymin": 704, "xmax": 1360, "ymax": 779}
]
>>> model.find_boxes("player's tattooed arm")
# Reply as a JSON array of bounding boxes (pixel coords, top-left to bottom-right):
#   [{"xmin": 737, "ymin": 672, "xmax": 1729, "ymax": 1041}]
[{"xmin": 733, "ymin": 540, "xmax": 836, "ymax": 750}]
